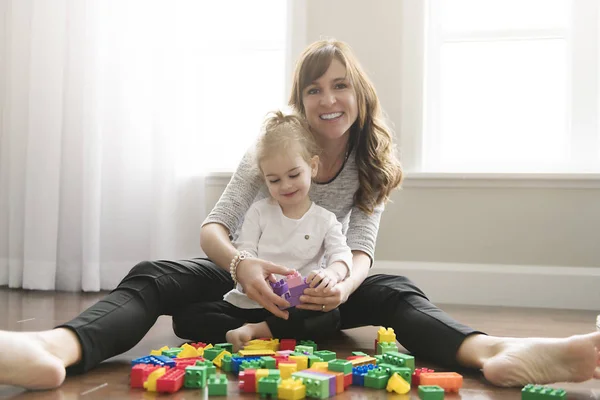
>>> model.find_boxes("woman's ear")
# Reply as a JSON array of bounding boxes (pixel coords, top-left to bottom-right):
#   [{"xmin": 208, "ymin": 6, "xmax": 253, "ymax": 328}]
[{"xmin": 310, "ymin": 155, "xmax": 319, "ymax": 178}]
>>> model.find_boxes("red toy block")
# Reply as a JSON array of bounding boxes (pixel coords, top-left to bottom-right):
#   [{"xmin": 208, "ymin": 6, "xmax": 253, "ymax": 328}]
[
  {"xmin": 174, "ymin": 357, "xmax": 204, "ymax": 370},
  {"xmin": 374, "ymin": 339, "xmax": 378, "ymax": 352},
  {"xmin": 239, "ymin": 369, "xmax": 257, "ymax": 393},
  {"xmin": 346, "ymin": 356, "xmax": 362, "ymax": 360},
  {"xmin": 280, "ymin": 339, "xmax": 296, "ymax": 351},
  {"xmin": 156, "ymin": 368, "xmax": 185, "ymax": 393},
  {"xmin": 412, "ymin": 367, "xmax": 434, "ymax": 385},
  {"xmin": 188, "ymin": 342, "xmax": 207, "ymax": 349},
  {"xmin": 344, "ymin": 372, "xmax": 352, "ymax": 388},
  {"xmin": 273, "ymin": 355, "xmax": 289, "ymax": 367},
  {"xmin": 130, "ymin": 364, "xmax": 160, "ymax": 388}
]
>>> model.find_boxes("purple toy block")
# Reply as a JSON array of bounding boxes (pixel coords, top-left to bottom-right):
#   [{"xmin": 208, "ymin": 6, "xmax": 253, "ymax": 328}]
[
  {"xmin": 270, "ymin": 279, "xmax": 289, "ymax": 296},
  {"xmin": 289, "ymin": 282, "xmax": 308, "ymax": 298}
]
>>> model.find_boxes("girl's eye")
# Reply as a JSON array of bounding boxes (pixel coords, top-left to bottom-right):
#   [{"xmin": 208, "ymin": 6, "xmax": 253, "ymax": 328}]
[
  {"xmin": 335, "ymin": 83, "xmax": 348, "ymax": 89},
  {"xmin": 289, "ymin": 173, "xmax": 300, "ymax": 179},
  {"xmin": 269, "ymin": 179, "xmax": 280, "ymax": 184}
]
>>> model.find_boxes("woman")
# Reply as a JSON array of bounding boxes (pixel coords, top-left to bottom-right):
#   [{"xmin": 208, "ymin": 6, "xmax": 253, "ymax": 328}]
[{"xmin": 1, "ymin": 39, "xmax": 599, "ymax": 390}]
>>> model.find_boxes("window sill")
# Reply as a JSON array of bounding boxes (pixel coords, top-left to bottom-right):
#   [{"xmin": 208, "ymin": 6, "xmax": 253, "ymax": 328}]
[
  {"xmin": 206, "ymin": 171, "xmax": 600, "ymax": 189},
  {"xmin": 402, "ymin": 172, "xmax": 600, "ymax": 189}
]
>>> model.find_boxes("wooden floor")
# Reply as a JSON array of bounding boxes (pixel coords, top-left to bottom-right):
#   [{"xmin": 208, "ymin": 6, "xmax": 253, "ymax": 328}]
[{"xmin": 0, "ymin": 287, "xmax": 598, "ymax": 400}]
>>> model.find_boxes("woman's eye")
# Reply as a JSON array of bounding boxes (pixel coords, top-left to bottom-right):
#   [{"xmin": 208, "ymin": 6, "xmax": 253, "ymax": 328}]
[{"xmin": 306, "ymin": 88, "xmax": 319, "ymax": 95}]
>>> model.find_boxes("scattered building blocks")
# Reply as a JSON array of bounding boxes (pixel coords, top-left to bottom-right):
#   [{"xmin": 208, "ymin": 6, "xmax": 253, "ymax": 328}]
[
  {"xmin": 295, "ymin": 345, "xmax": 314, "ymax": 355},
  {"xmin": 279, "ymin": 339, "xmax": 297, "ymax": 351},
  {"xmin": 313, "ymin": 350, "xmax": 336, "ymax": 361},
  {"xmin": 279, "ymin": 362, "xmax": 298, "ymax": 379},
  {"xmin": 292, "ymin": 372, "xmax": 332, "ymax": 399},
  {"xmin": 377, "ymin": 341, "xmax": 399, "ymax": 355},
  {"xmin": 419, "ymin": 385, "xmax": 445, "ymax": 400},
  {"xmin": 130, "ymin": 364, "xmax": 160, "ymax": 388},
  {"xmin": 238, "ymin": 369, "xmax": 257, "ymax": 393},
  {"xmin": 289, "ymin": 355, "xmax": 309, "ymax": 371},
  {"xmin": 207, "ymin": 374, "xmax": 228, "ymax": 396},
  {"xmin": 327, "ymin": 359, "xmax": 353, "ymax": 374},
  {"xmin": 387, "ymin": 372, "xmax": 410, "ymax": 394},
  {"xmin": 521, "ymin": 384, "xmax": 567, "ymax": 400},
  {"xmin": 150, "ymin": 346, "xmax": 169, "ymax": 356},
  {"xmin": 215, "ymin": 342, "xmax": 233, "ymax": 353},
  {"xmin": 204, "ymin": 347, "xmax": 224, "ymax": 361},
  {"xmin": 143, "ymin": 367, "xmax": 167, "ymax": 392},
  {"xmin": 239, "ymin": 349, "xmax": 276, "ymax": 357},
  {"xmin": 364, "ymin": 367, "xmax": 389, "ymax": 390},
  {"xmin": 212, "ymin": 350, "xmax": 231, "ymax": 368},
  {"xmin": 299, "ymin": 340, "xmax": 318, "ymax": 352}
]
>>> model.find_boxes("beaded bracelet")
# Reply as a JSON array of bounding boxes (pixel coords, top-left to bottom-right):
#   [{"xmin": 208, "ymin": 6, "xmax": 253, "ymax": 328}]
[{"xmin": 230, "ymin": 250, "xmax": 252, "ymax": 286}]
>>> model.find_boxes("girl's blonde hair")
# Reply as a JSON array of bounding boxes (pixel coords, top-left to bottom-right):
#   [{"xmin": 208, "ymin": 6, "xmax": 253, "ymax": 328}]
[
  {"xmin": 256, "ymin": 110, "xmax": 320, "ymax": 171},
  {"xmin": 289, "ymin": 39, "xmax": 403, "ymax": 214}
]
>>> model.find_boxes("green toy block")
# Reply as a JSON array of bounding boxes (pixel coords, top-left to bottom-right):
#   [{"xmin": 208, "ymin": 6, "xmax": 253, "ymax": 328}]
[
  {"xmin": 162, "ymin": 348, "xmax": 182, "ymax": 358},
  {"xmin": 521, "ymin": 384, "xmax": 567, "ymax": 400},
  {"xmin": 378, "ymin": 363, "xmax": 411, "ymax": 382},
  {"xmin": 267, "ymin": 369, "xmax": 281, "ymax": 378},
  {"xmin": 221, "ymin": 354, "xmax": 233, "ymax": 372},
  {"xmin": 261, "ymin": 356, "xmax": 277, "ymax": 369},
  {"xmin": 295, "ymin": 345, "xmax": 314, "ymax": 355},
  {"xmin": 203, "ymin": 347, "xmax": 222, "ymax": 361},
  {"xmin": 292, "ymin": 373, "xmax": 330, "ymax": 399},
  {"xmin": 364, "ymin": 367, "xmax": 389, "ymax": 390},
  {"xmin": 299, "ymin": 340, "xmax": 318, "ymax": 351},
  {"xmin": 374, "ymin": 354, "xmax": 384, "ymax": 363},
  {"xmin": 258, "ymin": 376, "xmax": 281, "ymax": 397},
  {"xmin": 382, "ymin": 351, "xmax": 415, "ymax": 372},
  {"xmin": 307, "ymin": 355, "xmax": 324, "ymax": 367},
  {"xmin": 328, "ymin": 359, "xmax": 353, "ymax": 374},
  {"xmin": 377, "ymin": 341, "xmax": 399, "ymax": 355},
  {"xmin": 215, "ymin": 342, "xmax": 233, "ymax": 353},
  {"xmin": 240, "ymin": 359, "xmax": 263, "ymax": 372},
  {"xmin": 419, "ymin": 385, "xmax": 445, "ymax": 400},
  {"xmin": 313, "ymin": 350, "xmax": 336, "ymax": 361},
  {"xmin": 352, "ymin": 351, "xmax": 369, "ymax": 356},
  {"xmin": 207, "ymin": 374, "xmax": 228, "ymax": 396},
  {"xmin": 196, "ymin": 359, "xmax": 216, "ymax": 375},
  {"xmin": 184, "ymin": 365, "xmax": 207, "ymax": 389}
]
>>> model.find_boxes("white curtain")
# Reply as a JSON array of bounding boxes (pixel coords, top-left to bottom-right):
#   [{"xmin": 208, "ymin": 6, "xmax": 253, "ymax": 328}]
[{"xmin": 0, "ymin": 0, "xmax": 216, "ymax": 291}]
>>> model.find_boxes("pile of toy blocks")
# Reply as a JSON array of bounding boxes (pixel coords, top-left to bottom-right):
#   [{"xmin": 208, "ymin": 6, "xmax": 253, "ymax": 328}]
[{"xmin": 129, "ymin": 327, "xmax": 567, "ymax": 399}]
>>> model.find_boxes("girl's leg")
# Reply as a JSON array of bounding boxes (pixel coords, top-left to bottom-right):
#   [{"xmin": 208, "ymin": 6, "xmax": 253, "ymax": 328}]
[
  {"xmin": 340, "ymin": 274, "xmax": 600, "ymax": 387},
  {"xmin": 0, "ymin": 258, "xmax": 232, "ymax": 389}
]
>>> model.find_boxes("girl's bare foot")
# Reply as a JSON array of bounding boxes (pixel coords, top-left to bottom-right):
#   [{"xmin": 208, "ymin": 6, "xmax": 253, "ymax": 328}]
[
  {"xmin": 483, "ymin": 332, "xmax": 600, "ymax": 387},
  {"xmin": 0, "ymin": 330, "xmax": 66, "ymax": 389},
  {"xmin": 225, "ymin": 322, "xmax": 273, "ymax": 353}
]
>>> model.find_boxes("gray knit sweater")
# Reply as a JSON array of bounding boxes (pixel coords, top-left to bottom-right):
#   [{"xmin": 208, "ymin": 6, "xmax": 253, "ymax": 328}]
[{"xmin": 202, "ymin": 147, "xmax": 383, "ymax": 262}]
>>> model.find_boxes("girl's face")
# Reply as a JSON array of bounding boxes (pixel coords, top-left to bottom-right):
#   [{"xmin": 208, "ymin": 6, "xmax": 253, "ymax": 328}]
[
  {"xmin": 302, "ymin": 58, "xmax": 358, "ymax": 144},
  {"xmin": 260, "ymin": 146, "xmax": 318, "ymax": 208}
]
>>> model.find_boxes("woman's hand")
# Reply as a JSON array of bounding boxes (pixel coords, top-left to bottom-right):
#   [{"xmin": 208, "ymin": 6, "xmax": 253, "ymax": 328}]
[
  {"xmin": 296, "ymin": 279, "xmax": 352, "ymax": 313},
  {"xmin": 235, "ymin": 258, "xmax": 292, "ymax": 319}
]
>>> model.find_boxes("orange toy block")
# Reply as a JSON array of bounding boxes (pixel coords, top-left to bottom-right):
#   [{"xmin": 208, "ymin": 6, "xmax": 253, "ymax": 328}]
[{"xmin": 420, "ymin": 372, "xmax": 463, "ymax": 392}]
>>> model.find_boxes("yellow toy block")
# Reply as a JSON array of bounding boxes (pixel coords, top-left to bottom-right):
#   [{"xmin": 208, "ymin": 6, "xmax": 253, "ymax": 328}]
[
  {"xmin": 212, "ymin": 350, "xmax": 231, "ymax": 367},
  {"xmin": 150, "ymin": 346, "xmax": 169, "ymax": 356},
  {"xmin": 349, "ymin": 356, "xmax": 377, "ymax": 367},
  {"xmin": 288, "ymin": 355, "xmax": 308, "ymax": 371},
  {"xmin": 387, "ymin": 372, "xmax": 410, "ymax": 394},
  {"xmin": 245, "ymin": 338, "xmax": 280, "ymax": 351},
  {"xmin": 238, "ymin": 349, "xmax": 276, "ymax": 357},
  {"xmin": 377, "ymin": 327, "xmax": 396, "ymax": 343},
  {"xmin": 278, "ymin": 378, "xmax": 306, "ymax": 400},
  {"xmin": 255, "ymin": 369, "xmax": 270, "ymax": 383},
  {"xmin": 177, "ymin": 343, "xmax": 200, "ymax": 358},
  {"xmin": 278, "ymin": 362, "xmax": 298, "ymax": 379},
  {"xmin": 143, "ymin": 367, "xmax": 166, "ymax": 392},
  {"xmin": 309, "ymin": 362, "xmax": 329, "ymax": 372}
]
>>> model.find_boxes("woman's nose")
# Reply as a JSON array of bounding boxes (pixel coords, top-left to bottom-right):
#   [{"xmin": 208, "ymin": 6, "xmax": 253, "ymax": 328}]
[{"xmin": 319, "ymin": 91, "xmax": 335, "ymax": 107}]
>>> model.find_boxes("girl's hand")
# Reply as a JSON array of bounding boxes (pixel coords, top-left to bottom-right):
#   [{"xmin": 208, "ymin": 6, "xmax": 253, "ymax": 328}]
[
  {"xmin": 296, "ymin": 279, "xmax": 352, "ymax": 313},
  {"xmin": 235, "ymin": 258, "xmax": 292, "ymax": 319},
  {"xmin": 305, "ymin": 269, "xmax": 340, "ymax": 293}
]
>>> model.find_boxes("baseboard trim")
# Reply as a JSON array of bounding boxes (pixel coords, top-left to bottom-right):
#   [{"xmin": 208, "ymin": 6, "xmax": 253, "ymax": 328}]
[{"xmin": 370, "ymin": 261, "xmax": 600, "ymax": 311}]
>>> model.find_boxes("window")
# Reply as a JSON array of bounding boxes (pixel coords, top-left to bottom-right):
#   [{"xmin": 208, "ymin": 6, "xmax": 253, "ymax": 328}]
[{"xmin": 422, "ymin": 0, "xmax": 599, "ymax": 173}]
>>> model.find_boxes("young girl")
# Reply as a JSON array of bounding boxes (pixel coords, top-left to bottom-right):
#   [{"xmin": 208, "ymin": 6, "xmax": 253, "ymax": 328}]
[{"xmin": 178, "ymin": 110, "xmax": 354, "ymax": 351}]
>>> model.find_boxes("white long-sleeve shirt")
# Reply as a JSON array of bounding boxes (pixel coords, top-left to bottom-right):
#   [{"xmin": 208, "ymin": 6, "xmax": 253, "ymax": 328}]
[{"xmin": 223, "ymin": 197, "xmax": 353, "ymax": 309}]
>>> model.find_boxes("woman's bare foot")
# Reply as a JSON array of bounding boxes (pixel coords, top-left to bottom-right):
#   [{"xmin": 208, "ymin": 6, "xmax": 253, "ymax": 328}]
[
  {"xmin": 0, "ymin": 330, "xmax": 66, "ymax": 389},
  {"xmin": 225, "ymin": 322, "xmax": 273, "ymax": 353},
  {"xmin": 482, "ymin": 332, "xmax": 600, "ymax": 387}
]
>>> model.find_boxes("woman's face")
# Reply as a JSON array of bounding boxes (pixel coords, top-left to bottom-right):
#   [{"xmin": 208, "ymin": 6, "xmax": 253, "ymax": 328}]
[{"xmin": 302, "ymin": 58, "xmax": 358, "ymax": 144}]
